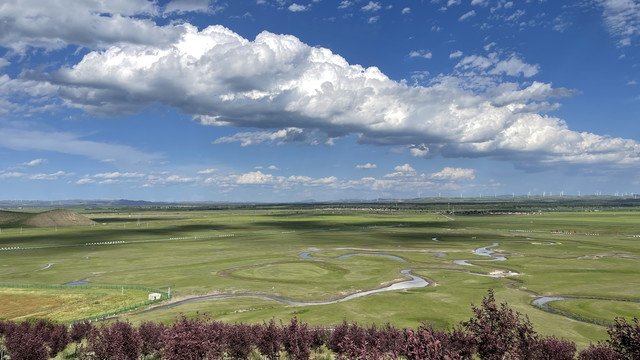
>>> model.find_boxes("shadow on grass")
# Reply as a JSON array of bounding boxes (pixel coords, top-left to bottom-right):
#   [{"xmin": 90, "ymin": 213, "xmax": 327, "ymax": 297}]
[
  {"xmin": 4, "ymin": 223, "xmax": 239, "ymax": 246},
  {"xmin": 250, "ymin": 219, "xmax": 443, "ymax": 232}
]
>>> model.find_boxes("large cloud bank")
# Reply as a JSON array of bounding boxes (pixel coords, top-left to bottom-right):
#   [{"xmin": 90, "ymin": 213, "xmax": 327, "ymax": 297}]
[{"xmin": 51, "ymin": 24, "xmax": 640, "ymax": 170}]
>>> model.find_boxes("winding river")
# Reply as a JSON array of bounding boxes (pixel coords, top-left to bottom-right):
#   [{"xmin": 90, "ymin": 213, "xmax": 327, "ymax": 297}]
[
  {"xmin": 453, "ymin": 243, "xmax": 506, "ymax": 266},
  {"xmin": 299, "ymin": 251, "xmax": 408, "ymax": 263},
  {"xmin": 531, "ymin": 296, "xmax": 640, "ymax": 326},
  {"xmin": 139, "ymin": 243, "xmax": 526, "ymax": 315},
  {"xmin": 151, "ymin": 269, "xmax": 429, "ymax": 311},
  {"xmin": 451, "ymin": 243, "xmax": 519, "ymax": 278},
  {"xmin": 144, "ymin": 244, "xmax": 519, "ymax": 313},
  {"xmin": 74, "ymin": 241, "xmax": 632, "ymax": 327}
]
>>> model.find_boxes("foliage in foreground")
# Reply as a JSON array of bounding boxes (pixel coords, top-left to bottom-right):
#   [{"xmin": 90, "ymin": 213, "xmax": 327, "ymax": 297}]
[{"xmin": 0, "ymin": 290, "xmax": 639, "ymax": 359}]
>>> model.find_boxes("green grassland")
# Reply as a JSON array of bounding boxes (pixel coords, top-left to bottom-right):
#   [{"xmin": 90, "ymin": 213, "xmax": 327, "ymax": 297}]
[
  {"xmin": 1, "ymin": 204, "xmax": 639, "ymax": 349},
  {"xmin": 549, "ymin": 298, "xmax": 640, "ymax": 325}
]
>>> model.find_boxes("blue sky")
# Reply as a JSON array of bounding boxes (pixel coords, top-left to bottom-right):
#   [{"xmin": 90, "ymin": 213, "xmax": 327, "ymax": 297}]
[{"xmin": 1, "ymin": 0, "xmax": 640, "ymax": 202}]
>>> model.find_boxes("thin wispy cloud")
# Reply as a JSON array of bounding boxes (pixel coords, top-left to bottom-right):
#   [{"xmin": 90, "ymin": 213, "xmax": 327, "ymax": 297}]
[
  {"xmin": 600, "ymin": 0, "xmax": 640, "ymax": 47},
  {"xmin": 449, "ymin": 50, "xmax": 463, "ymax": 58},
  {"xmin": 409, "ymin": 50, "xmax": 433, "ymax": 59},
  {"xmin": 0, "ymin": 127, "xmax": 162, "ymax": 166},
  {"xmin": 361, "ymin": 1, "xmax": 381, "ymax": 12},
  {"xmin": 459, "ymin": 10, "xmax": 476, "ymax": 21},
  {"xmin": 430, "ymin": 167, "xmax": 475, "ymax": 180},
  {"xmin": 288, "ymin": 3, "xmax": 309, "ymax": 12},
  {"xmin": 356, "ymin": 163, "xmax": 377, "ymax": 169},
  {"xmin": 25, "ymin": 158, "xmax": 47, "ymax": 166}
]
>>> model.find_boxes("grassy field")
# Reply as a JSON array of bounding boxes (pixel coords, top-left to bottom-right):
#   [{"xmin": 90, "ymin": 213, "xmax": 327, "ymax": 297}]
[
  {"xmin": 0, "ymin": 286, "xmax": 159, "ymax": 323},
  {"xmin": 1, "ymin": 204, "xmax": 639, "ymax": 349}
]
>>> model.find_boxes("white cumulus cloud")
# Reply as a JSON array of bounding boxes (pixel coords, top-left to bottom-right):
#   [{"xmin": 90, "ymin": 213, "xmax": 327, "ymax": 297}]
[
  {"xmin": 409, "ymin": 144, "xmax": 430, "ymax": 158},
  {"xmin": 42, "ymin": 24, "xmax": 640, "ymax": 172},
  {"xmin": 394, "ymin": 164, "xmax": 415, "ymax": 173},
  {"xmin": 385, "ymin": 163, "xmax": 416, "ymax": 178},
  {"xmin": 236, "ymin": 171, "xmax": 274, "ymax": 184}
]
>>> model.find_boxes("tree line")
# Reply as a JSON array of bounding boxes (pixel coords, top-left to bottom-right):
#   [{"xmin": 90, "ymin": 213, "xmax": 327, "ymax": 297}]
[{"xmin": 0, "ymin": 290, "xmax": 638, "ymax": 359}]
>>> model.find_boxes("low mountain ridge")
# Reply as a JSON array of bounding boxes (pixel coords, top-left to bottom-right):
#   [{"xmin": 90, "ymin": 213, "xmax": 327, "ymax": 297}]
[{"xmin": 0, "ymin": 209, "xmax": 96, "ymax": 228}]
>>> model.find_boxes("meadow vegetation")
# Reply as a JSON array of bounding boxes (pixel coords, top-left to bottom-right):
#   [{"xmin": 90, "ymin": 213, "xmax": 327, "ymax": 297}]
[{"xmin": 0, "ymin": 198, "xmax": 639, "ymax": 352}]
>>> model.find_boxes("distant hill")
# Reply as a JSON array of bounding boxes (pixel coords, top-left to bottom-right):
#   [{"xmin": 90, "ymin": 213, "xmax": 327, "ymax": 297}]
[{"xmin": 0, "ymin": 209, "xmax": 97, "ymax": 228}]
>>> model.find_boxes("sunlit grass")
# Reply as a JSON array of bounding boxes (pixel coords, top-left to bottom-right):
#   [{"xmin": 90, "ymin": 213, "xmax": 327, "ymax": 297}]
[{"xmin": 0, "ymin": 287, "xmax": 153, "ymax": 323}]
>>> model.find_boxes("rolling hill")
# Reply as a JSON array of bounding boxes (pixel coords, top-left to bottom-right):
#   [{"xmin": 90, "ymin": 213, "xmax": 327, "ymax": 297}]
[{"xmin": 0, "ymin": 209, "xmax": 97, "ymax": 228}]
